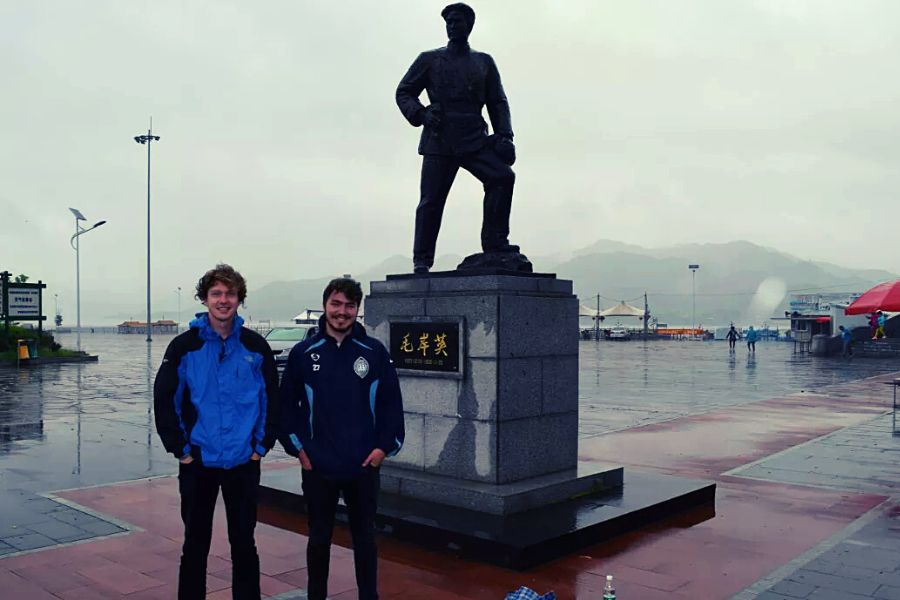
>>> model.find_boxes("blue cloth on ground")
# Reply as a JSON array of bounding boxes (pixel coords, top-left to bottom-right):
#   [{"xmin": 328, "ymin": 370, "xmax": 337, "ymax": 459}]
[{"xmin": 505, "ymin": 586, "xmax": 557, "ymax": 600}]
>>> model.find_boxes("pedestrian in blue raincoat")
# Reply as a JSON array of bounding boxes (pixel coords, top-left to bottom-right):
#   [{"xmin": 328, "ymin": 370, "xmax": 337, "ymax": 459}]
[
  {"xmin": 745, "ymin": 326, "xmax": 758, "ymax": 353},
  {"xmin": 839, "ymin": 325, "xmax": 853, "ymax": 357}
]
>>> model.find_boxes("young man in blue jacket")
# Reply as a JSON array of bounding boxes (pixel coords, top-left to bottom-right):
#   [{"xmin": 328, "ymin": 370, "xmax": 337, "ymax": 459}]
[
  {"xmin": 154, "ymin": 264, "xmax": 279, "ymax": 600},
  {"xmin": 279, "ymin": 277, "xmax": 404, "ymax": 600}
]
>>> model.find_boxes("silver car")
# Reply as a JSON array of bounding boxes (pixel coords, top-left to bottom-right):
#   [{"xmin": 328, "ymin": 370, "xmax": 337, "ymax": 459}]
[{"xmin": 265, "ymin": 326, "xmax": 316, "ymax": 371}]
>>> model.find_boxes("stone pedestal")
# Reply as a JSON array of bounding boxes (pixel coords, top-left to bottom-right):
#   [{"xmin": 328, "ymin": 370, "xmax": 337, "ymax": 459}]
[
  {"xmin": 364, "ymin": 271, "xmax": 621, "ymax": 514},
  {"xmin": 260, "ymin": 270, "xmax": 716, "ymax": 567}
]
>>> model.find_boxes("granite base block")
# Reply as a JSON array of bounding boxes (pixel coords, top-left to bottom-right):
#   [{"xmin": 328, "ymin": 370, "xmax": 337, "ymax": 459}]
[
  {"xmin": 380, "ymin": 461, "xmax": 622, "ymax": 515},
  {"xmin": 498, "ymin": 294, "xmax": 578, "ymax": 358},
  {"xmin": 541, "ymin": 355, "xmax": 579, "ymax": 415},
  {"xmin": 259, "ymin": 467, "xmax": 716, "ymax": 570},
  {"xmin": 458, "ymin": 357, "xmax": 498, "ymax": 420},
  {"xmin": 386, "ymin": 413, "xmax": 425, "ymax": 470},
  {"xmin": 497, "ymin": 357, "xmax": 543, "ymax": 420},
  {"xmin": 422, "ymin": 415, "xmax": 497, "ymax": 482},
  {"xmin": 398, "ymin": 376, "xmax": 459, "ymax": 417},
  {"xmin": 373, "ymin": 272, "xmax": 569, "ymax": 295},
  {"xmin": 497, "ymin": 411, "xmax": 579, "ymax": 483}
]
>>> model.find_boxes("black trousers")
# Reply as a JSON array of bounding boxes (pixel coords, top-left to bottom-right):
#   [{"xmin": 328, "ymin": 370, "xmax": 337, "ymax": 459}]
[
  {"xmin": 178, "ymin": 460, "xmax": 261, "ymax": 600},
  {"xmin": 414, "ymin": 147, "xmax": 515, "ymax": 269},
  {"xmin": 302, "ymin": 467, "xmax": 380, "ymax": 600}
]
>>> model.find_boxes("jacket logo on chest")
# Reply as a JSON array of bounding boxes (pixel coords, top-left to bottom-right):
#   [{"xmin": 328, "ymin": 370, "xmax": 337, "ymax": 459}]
[
  {"xmin": 353, "ymin": 356, "xmax": 369, "ymax": 379},
  {"xmin": 311, "ymin": 353, "xmax": 320, "ymax": 361}
]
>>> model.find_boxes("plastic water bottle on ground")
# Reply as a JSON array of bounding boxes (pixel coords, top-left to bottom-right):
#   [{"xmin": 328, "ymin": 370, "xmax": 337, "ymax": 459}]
[{"xmin": 603, "ymin": 574, "xmax": 616, "ymax": 599}]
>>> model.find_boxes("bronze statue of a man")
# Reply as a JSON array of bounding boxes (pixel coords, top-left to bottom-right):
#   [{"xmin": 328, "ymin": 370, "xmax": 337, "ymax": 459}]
[{"xmin": 397, "ymin": 3, "xmax": 526, "ymax": 274}]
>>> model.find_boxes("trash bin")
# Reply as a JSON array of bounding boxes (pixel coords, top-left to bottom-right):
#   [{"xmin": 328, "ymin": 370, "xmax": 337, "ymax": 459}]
[
  {"xmin": 16, "ymin": 339, "xmax": 38, "ymax": 361},
  {"xmin": 810, "ymin": 333, "xmax": 834, "ymax": 355}
]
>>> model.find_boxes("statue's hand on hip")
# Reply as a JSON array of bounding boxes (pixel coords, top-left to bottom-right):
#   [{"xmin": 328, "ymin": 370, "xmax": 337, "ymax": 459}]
[{"xmin": 423, "ymin": 105, "xmax": 442, "ymax": 128}]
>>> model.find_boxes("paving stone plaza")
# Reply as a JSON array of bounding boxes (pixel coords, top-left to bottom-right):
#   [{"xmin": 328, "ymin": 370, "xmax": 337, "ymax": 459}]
[{"xmin": 1, "ymin": 332, "xmax": 898, "ymax": 598}]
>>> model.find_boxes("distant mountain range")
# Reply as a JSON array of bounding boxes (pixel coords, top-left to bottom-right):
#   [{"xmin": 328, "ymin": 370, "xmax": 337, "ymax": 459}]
[
  {"xmin": 547, "ymin": 240, "xmax": 895, "ymax": 326},
  {"xmin": 241, "ymin": 240, "xmax": 895, "ymax": 327}
]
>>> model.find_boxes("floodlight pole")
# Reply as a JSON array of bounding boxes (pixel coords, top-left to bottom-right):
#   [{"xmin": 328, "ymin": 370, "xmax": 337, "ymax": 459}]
[
  {"xmin": 689, "ymin": 264, "xmax": 700, "ymax": 337},
  {"xmin": 134, "ymin": 119, "xmax": 161, "ymax": 342}
]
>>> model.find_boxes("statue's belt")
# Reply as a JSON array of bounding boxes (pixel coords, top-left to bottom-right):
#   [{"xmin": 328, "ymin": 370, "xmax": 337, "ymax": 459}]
[{"xmin": 441, "ymin": 110, "xmax": 482, "ymax": 117}]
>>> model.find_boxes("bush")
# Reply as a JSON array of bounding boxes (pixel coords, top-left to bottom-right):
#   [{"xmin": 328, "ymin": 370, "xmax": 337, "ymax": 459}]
[{"xmin": 0, "ymin": 325, "xmax": 59, "ymax": 353}]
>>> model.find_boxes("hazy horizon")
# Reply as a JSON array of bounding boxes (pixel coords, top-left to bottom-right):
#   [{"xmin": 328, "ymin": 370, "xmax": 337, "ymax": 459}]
[{"xmin": 26, "ymin": 237, "xmax": 892, "ymax": 327}]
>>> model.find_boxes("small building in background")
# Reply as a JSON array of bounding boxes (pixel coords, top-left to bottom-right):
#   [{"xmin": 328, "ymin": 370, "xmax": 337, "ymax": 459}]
[
  {"xmin": 774, "ymin": 293, "xmax": 868, "ymax": 338},
  {"xmin": 117, "ymin": 320, "xmax": 178, "ymax": 334}
]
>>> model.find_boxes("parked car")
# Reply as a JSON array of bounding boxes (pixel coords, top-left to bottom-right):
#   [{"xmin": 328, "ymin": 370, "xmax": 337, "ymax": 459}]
[
  {"xmin": 608, "ymin": 326, "xmax": 631, "ymax": 340},
  {"xmin": 265, "ymin": 326, "xmax": 316, "ymax": 371}
]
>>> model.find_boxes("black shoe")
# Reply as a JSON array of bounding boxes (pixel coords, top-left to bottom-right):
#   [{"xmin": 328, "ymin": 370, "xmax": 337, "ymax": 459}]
[{"xmin": 413, "ymin": 265, "xmax": 429, "ymax": 274}]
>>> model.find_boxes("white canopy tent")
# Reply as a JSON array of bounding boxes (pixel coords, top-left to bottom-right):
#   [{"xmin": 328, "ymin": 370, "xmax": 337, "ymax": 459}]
[
  {"xmin": 599, "ymin": 301, "xmax": 645, "ymax": 318},
  {"xmin": 579, "ymin": 305, "xmax": 601, "ymax": 318},
  {"xmin": 293, "ymin": 309, "xmax": 323, "ymax": 324},
  {"xmin": 579, "ymin": 301, "xmax": 646, "ymax": 318},
  {"xmin": 580, "ymin": 298, "xmax": 649, "ymax": 340}
]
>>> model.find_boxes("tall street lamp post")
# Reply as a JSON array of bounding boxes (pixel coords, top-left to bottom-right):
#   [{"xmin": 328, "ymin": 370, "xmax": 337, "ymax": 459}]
[
  {"xmin": 134, "ymin": 120, "xmax": 161, "ymax": 342},
  {"xmin": 69, "ymin": 208, "xmax": 106, "ymax": 352},
  {"xmin": 176, "ymin": 286, "xmax": 182, "ymax": 333},
  {"xmin": 688, "ymin": 264, "xmax": 700, "ymax": 337}
]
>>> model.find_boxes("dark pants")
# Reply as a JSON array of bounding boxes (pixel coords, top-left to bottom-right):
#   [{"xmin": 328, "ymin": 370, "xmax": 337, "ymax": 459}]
[
  {"xmin": 747, "ymin": 341, "xmax": 756, "ymax": 352},
  {"xmin": 414, "ymin": 147, "xmax": 515, "ymax": 269},
  {"xmin": 302, "ymin": 467, "xmax": 380, "ymax": 600},
  {"xmin": 843, "ymin": 340, "xmax": 853, "ymax": 357},
  {"xmin": 178, "ymin": 460, "xmax": 261, "ymax": 600}
]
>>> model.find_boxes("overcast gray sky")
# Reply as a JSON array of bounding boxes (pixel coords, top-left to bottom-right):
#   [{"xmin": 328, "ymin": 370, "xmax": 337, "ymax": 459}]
[{"xmin": 3, "ymin": 0, "xmax": 899, "ymax": 321}]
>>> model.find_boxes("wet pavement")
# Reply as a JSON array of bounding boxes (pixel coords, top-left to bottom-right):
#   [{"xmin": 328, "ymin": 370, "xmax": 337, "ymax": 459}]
[
  {"xmin": 577, "ymin": 338, "xmax": 899, "ymax": 436},
  {"xmin": 0, "ymin": 332, "xmax": 898, "ymax": 597}
]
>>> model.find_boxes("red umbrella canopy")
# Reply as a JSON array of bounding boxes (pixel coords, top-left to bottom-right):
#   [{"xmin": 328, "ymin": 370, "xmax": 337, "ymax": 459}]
[{"xmin": 845, "ymin": 280, "xmax": 900, "ymax": 315}]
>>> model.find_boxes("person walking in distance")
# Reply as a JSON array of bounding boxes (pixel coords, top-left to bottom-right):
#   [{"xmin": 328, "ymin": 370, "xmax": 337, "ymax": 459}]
[
  {"xmin": 725, "ymin": 324, "xmax": 739, "ymax": 352},
  {"xmin": 154, "ymin": 264, "xmax": 279, "ymax": 599},
  {"xmin": 745, "ymin": 325, "xmax": 758, "ymax": 353},
  {"xmin": 839, "ymin": 325, "xmax": 853, "ymax": 357},
  {"xmin": 876, "ymin": 311, "xmax": 887, "ymax": 339},
  {"xmin": 279, "ymin": 277, "xmax": 405, "ymax": 600}
]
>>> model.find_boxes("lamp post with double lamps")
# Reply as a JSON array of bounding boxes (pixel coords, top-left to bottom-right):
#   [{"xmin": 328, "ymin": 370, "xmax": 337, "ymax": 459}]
[
  {"xmin": 134, "ymin": 120, "xmax": 161, "ymax": 342},
  {"xmin": 69, "ymin": 208, "xmax": 106, "ymax": 352},
  {"xmin": 688, "ymin": 263, "xmax": 700, "ymax": 337}
]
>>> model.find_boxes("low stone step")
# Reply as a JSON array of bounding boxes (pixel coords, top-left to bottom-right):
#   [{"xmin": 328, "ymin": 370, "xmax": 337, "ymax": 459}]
[{"xmin": 259, "ymin": 466, "xmax": 715, "ymax": 570}]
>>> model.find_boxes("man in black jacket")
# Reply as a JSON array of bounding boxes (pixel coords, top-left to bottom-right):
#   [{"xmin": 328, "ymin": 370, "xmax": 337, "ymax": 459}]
[
  {"xmin": 279, "ymin": 278, "xmax": 404, "ymax": 600},
  {"xmin": 396, "ymin": 2, "xmax": 517, "ymax": 273}
]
